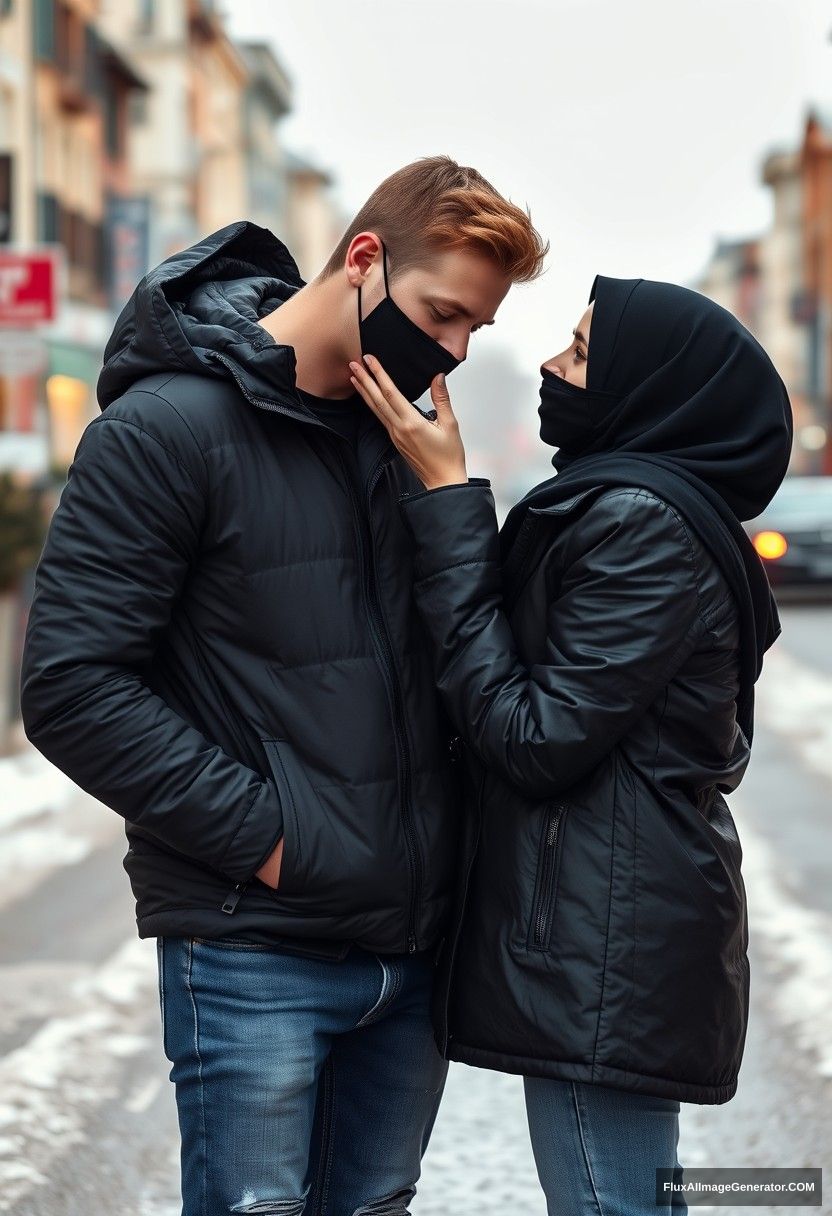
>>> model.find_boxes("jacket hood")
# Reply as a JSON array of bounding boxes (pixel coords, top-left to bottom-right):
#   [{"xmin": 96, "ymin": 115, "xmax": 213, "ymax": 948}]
[{"xmin": 97, "ymin": 220, "xmax": 307, "ymax": 411}]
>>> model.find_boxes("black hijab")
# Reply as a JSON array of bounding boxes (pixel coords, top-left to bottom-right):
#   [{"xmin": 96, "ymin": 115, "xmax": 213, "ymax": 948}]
[{"xmin": 500, "ymin": 276, "xmax": 794, "ymax": 744}]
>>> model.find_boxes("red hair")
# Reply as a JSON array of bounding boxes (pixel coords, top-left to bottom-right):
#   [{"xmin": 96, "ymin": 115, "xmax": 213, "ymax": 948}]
[{"xmin": 322, "ymin": 155, "xmax": 547, "ymax": 283}]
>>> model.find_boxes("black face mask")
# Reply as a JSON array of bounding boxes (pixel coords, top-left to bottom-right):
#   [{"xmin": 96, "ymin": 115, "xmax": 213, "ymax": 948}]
[
  {"xmin": 358, "ymin": 243, "xmax": 462, "ymax": 403},
  {"xmin": 537, "ymin": 369, "xmax": 622, "ymax": 458}
]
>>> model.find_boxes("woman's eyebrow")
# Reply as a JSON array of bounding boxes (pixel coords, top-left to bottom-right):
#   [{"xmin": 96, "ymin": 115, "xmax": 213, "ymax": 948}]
[{"xmin": 573, "ymin": 328, "xmax": 588, "ymax": 345}]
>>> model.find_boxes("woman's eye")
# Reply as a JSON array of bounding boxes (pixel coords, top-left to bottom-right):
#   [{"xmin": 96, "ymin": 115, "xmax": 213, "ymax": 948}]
[
  {"xmin": 574, "ymin": 348, "xmax": 586, "ymax": 363},
  {"xmin": 431, "ymin": 309, "xmax": 453, "ymax": 323}
]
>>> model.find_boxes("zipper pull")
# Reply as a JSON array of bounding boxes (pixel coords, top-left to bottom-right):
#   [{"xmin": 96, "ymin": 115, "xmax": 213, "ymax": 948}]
[
  {"xmin": 222, "ymin": 880, "xmax": 249, "ymax": 914},
  {"xmin": 407, "ymin": 933, "xmax": 417, "ymax": 955}
]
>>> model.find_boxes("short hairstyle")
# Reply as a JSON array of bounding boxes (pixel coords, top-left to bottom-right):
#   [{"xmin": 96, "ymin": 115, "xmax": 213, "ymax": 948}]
[{"xmin": 321, "ymin": 155, "xmax": 548, "ymax": 284}]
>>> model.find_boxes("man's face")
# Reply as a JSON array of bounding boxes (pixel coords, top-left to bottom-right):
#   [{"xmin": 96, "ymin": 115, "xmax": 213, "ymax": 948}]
[{"xmin": 356, "ymin": 241, "xmax": 513, "ymax": 363}]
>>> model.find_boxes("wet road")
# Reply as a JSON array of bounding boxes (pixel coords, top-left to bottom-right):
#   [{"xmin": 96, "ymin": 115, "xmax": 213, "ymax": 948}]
[{"xmin": 1, "ymin": 603, "xmax": 830, "ymax": 1215}]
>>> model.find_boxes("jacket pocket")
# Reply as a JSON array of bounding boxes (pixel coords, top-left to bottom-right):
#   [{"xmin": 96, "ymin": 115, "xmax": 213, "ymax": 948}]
[
  {"xmin": 527, "ymin": 802, "xmax": 568, "ymax": 952},
  {"xmin": 260, "ymin": 737, "xmax": 306, "ymax": 897}
]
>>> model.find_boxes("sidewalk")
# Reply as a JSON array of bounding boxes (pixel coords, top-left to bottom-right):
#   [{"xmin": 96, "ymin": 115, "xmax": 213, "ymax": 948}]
[{"xmin": 418, "ymin": 1063, "xmax": 546, "ymax": 1214}]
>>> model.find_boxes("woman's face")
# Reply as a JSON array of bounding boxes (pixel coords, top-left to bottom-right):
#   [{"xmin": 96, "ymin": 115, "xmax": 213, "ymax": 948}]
[{"xmin": 541, "ymin": 301, "xmax": 595, "ymax": 388}]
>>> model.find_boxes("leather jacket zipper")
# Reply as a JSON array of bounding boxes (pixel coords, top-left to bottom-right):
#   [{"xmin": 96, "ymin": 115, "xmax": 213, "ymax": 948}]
[{"xmin": 529, "ymin": 804, "xmax": 566, "ymax": 950}]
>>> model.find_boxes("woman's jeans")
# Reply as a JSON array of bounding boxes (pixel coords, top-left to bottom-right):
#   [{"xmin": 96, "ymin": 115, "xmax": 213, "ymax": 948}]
[
  {"xmin": 524, "ymin": 1076, "xmax": 687, "ymax": 1215},
  {"xmin": 156, "ymin": 936, "xmax": 448, "ymax": 1216}
]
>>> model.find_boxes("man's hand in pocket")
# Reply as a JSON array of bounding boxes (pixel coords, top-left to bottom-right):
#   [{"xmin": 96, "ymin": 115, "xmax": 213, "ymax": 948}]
[{"xmin": 254, "ymin": 838, "xmax": 284, "ymax": 890}]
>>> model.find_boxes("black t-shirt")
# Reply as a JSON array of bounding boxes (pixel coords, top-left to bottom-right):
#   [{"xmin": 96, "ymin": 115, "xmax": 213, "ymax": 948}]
[{"xmin": 297, "ymin": 387, "xmax": 365, "ymax": 447}]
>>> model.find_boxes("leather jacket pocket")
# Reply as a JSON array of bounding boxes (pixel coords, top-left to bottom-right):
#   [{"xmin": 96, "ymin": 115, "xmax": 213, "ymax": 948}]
[{"xmin": 527, "ymin": 802, "xmax": 568, "ymax": 952}]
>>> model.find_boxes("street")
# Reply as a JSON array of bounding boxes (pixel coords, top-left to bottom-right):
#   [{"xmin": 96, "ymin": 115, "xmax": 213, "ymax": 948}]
[{"xmin": 1, "ymin": 603, "xmax": 830, "ymax": 1216}]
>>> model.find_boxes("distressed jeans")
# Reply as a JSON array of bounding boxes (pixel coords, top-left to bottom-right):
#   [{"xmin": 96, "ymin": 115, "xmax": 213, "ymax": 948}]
[
  {"xmin": 524, "ymin": 1076, "xmax": 687, "ymax": 1215},
  {"xmin": 156, "ymin": 936, "xmax": 448, "ymax": 1216}
]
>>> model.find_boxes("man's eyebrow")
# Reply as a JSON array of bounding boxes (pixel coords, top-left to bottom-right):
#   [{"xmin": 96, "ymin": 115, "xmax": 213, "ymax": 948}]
[
  {"xmin": 434, "ymin": 296, "xmax": 496, "ymax": 325},
  {"xmin": 573, "ymin": 327, "xmax": 588, "ymax": 346}
]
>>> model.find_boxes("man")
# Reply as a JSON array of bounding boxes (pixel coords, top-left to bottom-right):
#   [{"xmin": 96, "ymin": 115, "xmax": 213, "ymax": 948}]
[{"xmin": 20, "ymin": 156, "xmax": 546, "ymax": 1215}]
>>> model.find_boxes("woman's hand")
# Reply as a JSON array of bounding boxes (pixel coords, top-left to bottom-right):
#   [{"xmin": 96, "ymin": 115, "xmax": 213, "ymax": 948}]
[{"xmin": 349, "ymin": 355, "xmax": 468, "ymax": 490}]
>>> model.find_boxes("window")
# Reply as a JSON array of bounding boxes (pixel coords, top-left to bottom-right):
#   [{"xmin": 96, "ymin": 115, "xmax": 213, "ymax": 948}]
[
  {"xmin": 33, "ymin": 0, "xmax": 55, "ymax": 62},
  {"xmin": 104, "ymin": 84, "xmax": 121, "ymax": 156},
  {"xmin": 128, "ymin": 91, "xmax": 147, "ymax": 125},
  {"xmin": 138, "ymin": 0, "xmax": 155, "ymax": 34},
  {"xmin": 36, "ymin": 191, "xmax": 59, "ymax": 242}
]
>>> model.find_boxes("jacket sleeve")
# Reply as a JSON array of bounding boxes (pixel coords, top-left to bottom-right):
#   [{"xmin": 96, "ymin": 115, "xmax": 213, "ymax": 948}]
[
  {"xmin": 399, "ymin": 482, "xmax": 707, "ymax": 799},
  {"xmin": 19, "ymin": 390, "xmax": 283, "ymax": 883}
]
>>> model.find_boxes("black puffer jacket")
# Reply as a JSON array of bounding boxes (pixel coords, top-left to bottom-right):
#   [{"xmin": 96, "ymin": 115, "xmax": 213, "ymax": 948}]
[
  {"xmin": 400, "ymin": 480, "xmax": 751, "ymax": 1104},
  {"xmin": 19, "ymin": 221, "xmax": 461, "ymax": 954}
]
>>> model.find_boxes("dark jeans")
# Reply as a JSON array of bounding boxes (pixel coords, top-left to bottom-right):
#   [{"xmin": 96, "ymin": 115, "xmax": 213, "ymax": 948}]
[
  {"xmin": 156, "ymin": 936, "xmax": 448, "ymax": 1216},
  {"xmin": 524, "ymin": 1076, "xmax": 687, "ymax": 1215}
]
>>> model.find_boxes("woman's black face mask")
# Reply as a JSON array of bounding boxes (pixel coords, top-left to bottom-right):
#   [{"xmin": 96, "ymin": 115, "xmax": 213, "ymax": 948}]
[
  {"xmin": 537, "ymin": 369, "xmax": 622, "ymax": 458},
  {"xmin": 358, "ymin": 242, "xmax": 462, "ymax": 403}
]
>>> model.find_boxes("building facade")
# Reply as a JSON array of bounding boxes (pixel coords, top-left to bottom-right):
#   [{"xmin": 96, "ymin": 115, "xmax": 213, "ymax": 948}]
[{"xmin": 697, "ymin": 113, "xmax": 832, "ymax": 475}]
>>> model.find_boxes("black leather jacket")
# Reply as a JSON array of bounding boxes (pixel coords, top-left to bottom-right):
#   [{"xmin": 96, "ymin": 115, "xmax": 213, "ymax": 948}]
[{"xmin": 400, "ymin": 480, "xmax": 751, "ymax": 1104}]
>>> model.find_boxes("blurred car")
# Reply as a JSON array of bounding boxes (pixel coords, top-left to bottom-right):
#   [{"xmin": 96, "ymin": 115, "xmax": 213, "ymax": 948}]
[{"xmin": 744, "ymin": 476, "xmax": 832, "ymax": 590}]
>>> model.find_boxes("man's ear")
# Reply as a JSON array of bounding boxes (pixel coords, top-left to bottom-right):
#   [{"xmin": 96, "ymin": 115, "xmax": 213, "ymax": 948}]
[{"xmin": 345, "ymin": 232, "xmax": 382, "ymax": 288}]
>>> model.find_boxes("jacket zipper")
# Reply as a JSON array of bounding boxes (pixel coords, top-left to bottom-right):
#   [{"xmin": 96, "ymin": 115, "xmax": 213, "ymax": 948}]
[
  {"xmin": 222, "ymin": 880, "xmax": 249, "ymax": 914},
  {"xmin": 503, "ymin": 514, "xmax": 541, "ymax": 615},
  {"xmin": 350, "ymin": 453, "xmax": 421, "ymax": 954},
  {"xmin": 530, "ymin": 803, "xmax": 566, "ymax": 950}
]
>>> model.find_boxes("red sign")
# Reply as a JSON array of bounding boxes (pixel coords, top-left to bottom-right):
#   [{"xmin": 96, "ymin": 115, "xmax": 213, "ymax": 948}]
[{"xmin": 0, "ymin": 249, "xmax": 61, "ymax": 326}]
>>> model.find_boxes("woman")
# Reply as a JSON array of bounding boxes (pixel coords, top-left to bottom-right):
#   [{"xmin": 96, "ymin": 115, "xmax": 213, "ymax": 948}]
[{"xmin": 348, "ymin": 275, "xmax": 793, "ymax": 1216}]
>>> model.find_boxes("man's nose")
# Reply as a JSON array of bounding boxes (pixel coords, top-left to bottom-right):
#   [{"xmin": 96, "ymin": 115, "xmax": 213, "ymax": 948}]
[{"xmin": 448, "ymin": 332, "xmax": 469, "ymax": 363}]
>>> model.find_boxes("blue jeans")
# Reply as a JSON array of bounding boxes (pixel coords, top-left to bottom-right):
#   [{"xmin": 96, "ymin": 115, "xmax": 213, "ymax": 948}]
[
  {"xmin": 156, "ymin": 936, "xmax": 449, "ymax": 1216},
  {"xmin": 524, "ymin": 1077, "xmax": 687, "ymax": 1215}
]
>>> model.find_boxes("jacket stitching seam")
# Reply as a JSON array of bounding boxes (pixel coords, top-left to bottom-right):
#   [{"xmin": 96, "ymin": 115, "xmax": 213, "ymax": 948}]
[
  {"xmin": 217, "ymin": 780, "xmax": 267, "ymax": 872},
  {"xmin": 449, "ymin": 1039, "xmax": 735, "ymax": 1093},
  {"xmin": 652, "ymin": 687, "xmax": 670, "ymax": 783},
  {"xmin": 416, "ymin": 557, "xmax": 493, "ymax": 586},
  {"xmin": 144, "ymin": 383, "xmax": 212, "ymax": 482},
  {"xmin": 592, "ymin": 752, "xmax": 620, "ymax": 1075},
  {"xmin": 272, "ymin": 746, "xmax": 302, "ymax": 869},
  {"xmin": 400, "ymin": 480, "xmax": 490, "ymax": 505},
  {"xmin": 150, "ymin": 291, "xmax": 193, "ymax": 370},
  {"xmin": 95, "ymin": 412, "xmax": 204, "ymax": 494}
]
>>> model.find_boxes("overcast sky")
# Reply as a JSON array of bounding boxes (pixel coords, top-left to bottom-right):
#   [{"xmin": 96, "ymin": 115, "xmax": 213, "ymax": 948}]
[{"xmin": 226, "ymin": 0, "xmax": 832, "ymax": 376}]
